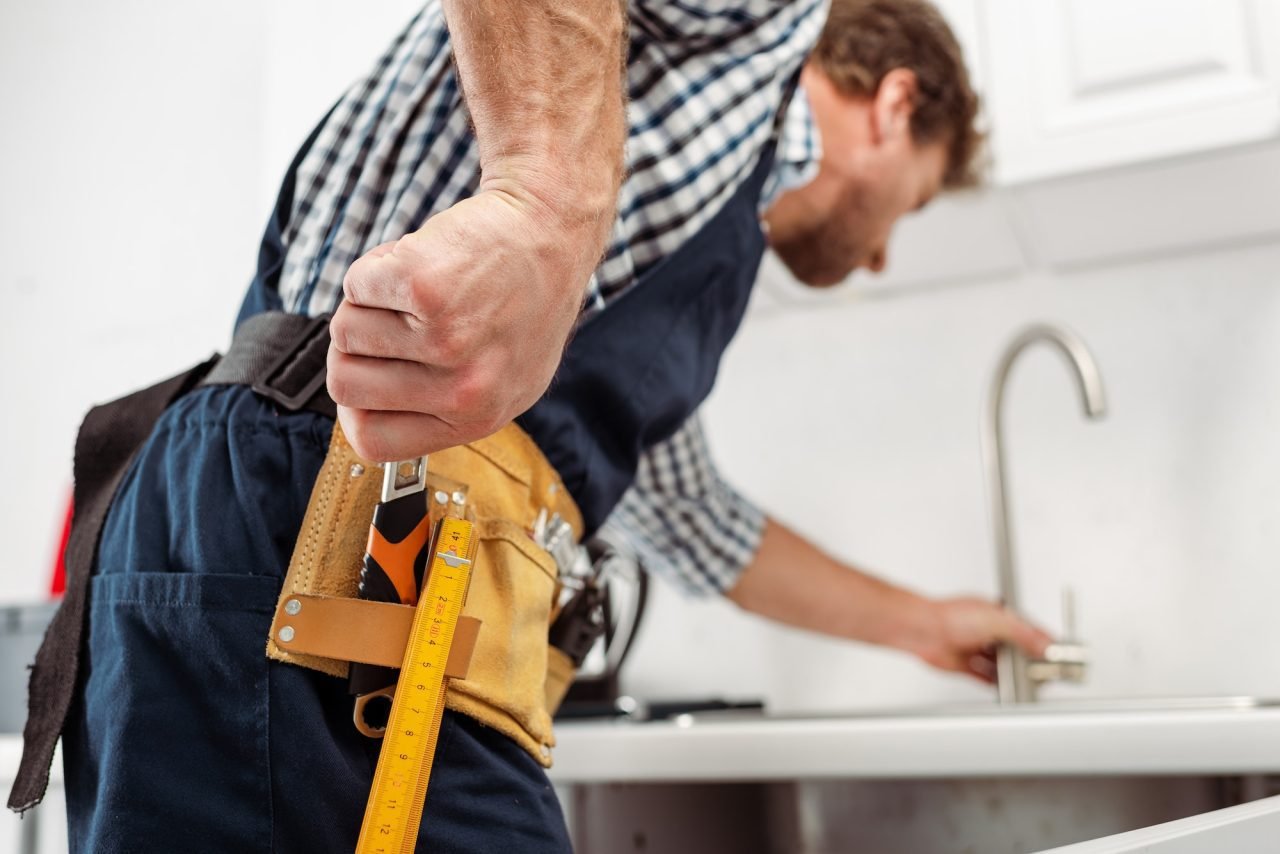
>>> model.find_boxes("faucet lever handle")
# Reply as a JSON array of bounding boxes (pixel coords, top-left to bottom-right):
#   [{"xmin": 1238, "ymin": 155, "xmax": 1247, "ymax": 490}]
[
  {"xmin": 1027, "ymin": 586, "xmax": 1088, "ymax": 684},
  {"xmin": 1028, "ymin": 643, "xmax": 1088, "ymax": 684}
]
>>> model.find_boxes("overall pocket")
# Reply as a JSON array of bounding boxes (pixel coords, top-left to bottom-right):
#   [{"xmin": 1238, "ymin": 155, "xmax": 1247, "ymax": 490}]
[{"xmin": 66, "ymin": 572, "xmax": 281, "ymax": 853}]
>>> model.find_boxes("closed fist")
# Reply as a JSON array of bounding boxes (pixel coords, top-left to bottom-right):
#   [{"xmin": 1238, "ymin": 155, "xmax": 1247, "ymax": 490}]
[{"xmin": 328, "ymin": 190, "xmax": 591, "ymax": 462}]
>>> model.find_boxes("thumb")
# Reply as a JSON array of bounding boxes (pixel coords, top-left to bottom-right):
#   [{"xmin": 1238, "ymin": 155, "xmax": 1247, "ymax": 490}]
[{"xmin": 994, "ymin": 607, "xmax": 1054, "ymax": 659}]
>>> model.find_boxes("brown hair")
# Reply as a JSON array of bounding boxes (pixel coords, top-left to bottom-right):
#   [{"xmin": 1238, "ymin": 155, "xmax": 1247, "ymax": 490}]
[{"xmin": 811, "ymin": 0, "xmax": 984, "ymax": 188}]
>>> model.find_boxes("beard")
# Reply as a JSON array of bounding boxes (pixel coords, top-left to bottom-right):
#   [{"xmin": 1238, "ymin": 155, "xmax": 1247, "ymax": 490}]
[
  {"xmin": 766, "ymin": 182, "xmax": 880, "ymax": 287},
  {"xmin": 769, "ymin": 219, "xmax": 862, "ymax": 286}
]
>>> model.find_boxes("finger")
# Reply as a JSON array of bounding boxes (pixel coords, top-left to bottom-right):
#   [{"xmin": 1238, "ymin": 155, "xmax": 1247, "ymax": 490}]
[
  {"xmin": 327, "ymin": 346, "xmax": 435, "ymax": 414},
  {"xmin": 342, "ymin": 241, "xmax": 423, "ymax": 314},
  {"xmin": 363, "ymin": 241, "xmax": 398, "ymax": 260},
  {"xmin": 998, "ymin": 610, "xmax": 1054, "ymax": 660},
  {"xmin": 327, "ymin": 347, "xmax": 499, "ymax": 432},
  {"xmin": 330, "ymin": 300, "xmax": 428, "ymax": 362},
  {"xmin": 337, "ymin": 406, "xmax": 467, "ymax": 462},
  {"xmin": 965, "ymin": 654, "xmax": 996, "ymax": 685}
]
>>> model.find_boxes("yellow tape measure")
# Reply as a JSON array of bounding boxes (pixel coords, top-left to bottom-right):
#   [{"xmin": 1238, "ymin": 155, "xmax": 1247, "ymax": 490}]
[{"xmin": 356, "ymin": 514, "xmax": 476, "ymax": 854}]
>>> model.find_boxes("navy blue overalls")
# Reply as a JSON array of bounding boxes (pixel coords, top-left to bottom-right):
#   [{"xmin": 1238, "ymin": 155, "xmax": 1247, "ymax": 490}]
[{"xmin": 61, "ymin": 129, "xmax": 778, "ymax": 851}]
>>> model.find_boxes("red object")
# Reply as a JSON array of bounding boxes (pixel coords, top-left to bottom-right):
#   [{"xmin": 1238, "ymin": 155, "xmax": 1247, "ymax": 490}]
[{"xmin": 50, "ymin": 492, "xmax": 73, "ymax": 598}]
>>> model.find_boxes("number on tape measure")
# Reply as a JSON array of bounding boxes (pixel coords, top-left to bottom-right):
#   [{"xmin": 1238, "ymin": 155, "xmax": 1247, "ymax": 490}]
[{"xmin": 356, "ymin": 515, "xmax": 475, "ymax": 854}]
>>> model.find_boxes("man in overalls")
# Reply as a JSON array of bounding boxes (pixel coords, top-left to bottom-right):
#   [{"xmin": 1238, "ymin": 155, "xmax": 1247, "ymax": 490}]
[{"xmin": 11, "ymin": 0, "xmax": 1050, "ymax": 850}]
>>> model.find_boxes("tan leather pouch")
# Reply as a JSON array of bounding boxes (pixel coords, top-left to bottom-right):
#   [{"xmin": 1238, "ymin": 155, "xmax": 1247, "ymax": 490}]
[{"xmin": 266, "ymin": 421, "xmax": 583, "ymax": 766}]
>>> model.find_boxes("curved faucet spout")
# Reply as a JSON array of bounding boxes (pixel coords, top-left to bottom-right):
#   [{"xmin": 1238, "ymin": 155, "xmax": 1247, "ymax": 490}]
[{"xmin": 982, "ymin": 324, "xmax": 1106, "ymax": 704}]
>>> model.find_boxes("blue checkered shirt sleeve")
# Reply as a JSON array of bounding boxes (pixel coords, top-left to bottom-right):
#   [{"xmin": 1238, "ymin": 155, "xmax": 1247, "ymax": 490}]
[{"xmin": 603, "ymin": 416, "xmax": 766, "ymax": 596}]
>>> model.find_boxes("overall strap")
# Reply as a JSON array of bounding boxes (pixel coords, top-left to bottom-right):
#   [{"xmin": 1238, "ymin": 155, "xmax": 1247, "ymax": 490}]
[
  {"xmin": 203, "ymin": 312, "xmax": 335, "ymax": 417},
  {"xmin": 8, "ymin": 357, "xmax": 219, "ymax": 813}
]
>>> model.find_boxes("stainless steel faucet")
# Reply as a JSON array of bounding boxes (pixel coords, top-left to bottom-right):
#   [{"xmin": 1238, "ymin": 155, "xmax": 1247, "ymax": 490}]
[{"xmin": 982, "ymin": 324, "xmax": 1106, "ymax": 703}]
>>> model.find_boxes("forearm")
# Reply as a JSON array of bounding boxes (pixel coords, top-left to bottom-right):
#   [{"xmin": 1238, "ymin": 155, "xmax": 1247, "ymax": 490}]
[
  {"xmin": 725, "ymin": 516, "xmax": 1054, "ymax": 683},
  {"xmin": 725, "ymin": 517, "xmax": 937, "ymax": 655},
  {"xmin": 444, "ymin": 0, "xmax": 626, "ymax": 257}
]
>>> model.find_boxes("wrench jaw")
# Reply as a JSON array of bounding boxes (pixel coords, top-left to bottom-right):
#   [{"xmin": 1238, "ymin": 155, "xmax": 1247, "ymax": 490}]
[{"xmin": 353, "ymin": 685, "xmax": 397, "ymax": 738}]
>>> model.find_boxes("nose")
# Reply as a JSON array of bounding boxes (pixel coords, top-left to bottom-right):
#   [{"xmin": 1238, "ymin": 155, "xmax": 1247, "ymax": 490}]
[{"xmin": 868, "ymin": 248, "xmax": 887, "ymax": 273}]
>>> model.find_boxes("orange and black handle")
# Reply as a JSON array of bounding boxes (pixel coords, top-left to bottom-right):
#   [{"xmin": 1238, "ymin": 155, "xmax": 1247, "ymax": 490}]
[{"xmin": 350, "ymin": 457, "xmax": 432, "ymax": 730}]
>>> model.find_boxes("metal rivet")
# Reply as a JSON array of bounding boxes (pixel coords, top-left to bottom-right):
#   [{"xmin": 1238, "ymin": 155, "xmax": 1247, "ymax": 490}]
[
  {"xmin": 278, "ymin": 626, "xmax": 295, "ymax": 643},
  {"xmin": 434, "ymin": 490, "xmax": 449, "ymax": 505},
  {"xmin": 451, "ymin": 491, "xmax": 466, "ymax": 506},
  {"xmin": 350, "ymin": 464, "xmax": 365, "ymax": 478},
  {"xmin": 398, "ymin": 461, "xmax": 416, "ymax": 479},
  {"xmin": 284, "ymin": 599, "xmax": 302, "ymax": 616}
]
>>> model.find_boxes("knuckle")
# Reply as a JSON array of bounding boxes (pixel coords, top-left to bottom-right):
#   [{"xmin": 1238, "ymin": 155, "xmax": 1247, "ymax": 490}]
[
  {"xmin": 401, "ymin": 314, "xmax": 432, "ymax": 363},
  {"xmin": 328, "ymin": 312, "xmax": 352, "ymax": 354},
  {"xmin": 428, "ymin": 329, "xmax": 466, "ymax": 368},
  {"xmin": 402, "ymin": 272, "xmax": 440, "ymax": 320},
  {"xmin": 324, "ymin": 350, "xmax": 354, "ymax": 405},
  {"xmin": 455, "ymin": 375, "xmax": 511, "ymax": 439},
  {"xmin": 339, "ymin": 409, "xmax": 370, "ymax": 454},
  {"xmin": 343, "ymin": 413, "xmax": 391, "ymax": 462},
  {"xmin": 342, "ymin": 260, "xmax": 369, "ymax": 305},
  {"xmin": 445, "ymin": 368, "xmax": 493, "ymax": 420}
]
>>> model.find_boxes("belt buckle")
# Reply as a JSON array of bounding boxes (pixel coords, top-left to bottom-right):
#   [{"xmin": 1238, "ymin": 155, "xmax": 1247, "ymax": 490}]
[{"xmin": 251, "ymin": 315, "xmax": 331, "ymax": 411}]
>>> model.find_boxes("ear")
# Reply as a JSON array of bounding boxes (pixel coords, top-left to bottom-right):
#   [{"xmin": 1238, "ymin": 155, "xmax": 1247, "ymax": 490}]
[{"xmin": 870, "ymin": 68, "xmax": 918, "ymax": 146}]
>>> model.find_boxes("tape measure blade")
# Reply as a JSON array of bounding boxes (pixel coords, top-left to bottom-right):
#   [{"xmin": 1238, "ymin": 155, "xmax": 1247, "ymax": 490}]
[
  {"xmin": 397, "ymin": 680, "xmax": 447, "ymax": 854},
  {"xmin": 356, "ymin": 516, "xmax": 475, "ymax": 854}
]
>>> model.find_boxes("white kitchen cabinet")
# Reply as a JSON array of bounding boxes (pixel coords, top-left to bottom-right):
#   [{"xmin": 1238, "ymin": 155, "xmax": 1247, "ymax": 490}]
[{"xmin": 980, "ymin": 0, "xmax": 1280, "ymax": 183}]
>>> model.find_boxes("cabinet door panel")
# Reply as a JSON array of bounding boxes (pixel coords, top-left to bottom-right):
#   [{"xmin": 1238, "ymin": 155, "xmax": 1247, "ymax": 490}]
[{"xmin": 982, "ymin": 0, "xmax": 1280, "ymax": 183}]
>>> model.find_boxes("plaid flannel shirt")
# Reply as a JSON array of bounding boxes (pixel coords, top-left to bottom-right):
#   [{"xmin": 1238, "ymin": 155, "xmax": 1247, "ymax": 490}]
[{"xmin": 273, "ymin": 0, "xmax": 826, "ymax": 595}]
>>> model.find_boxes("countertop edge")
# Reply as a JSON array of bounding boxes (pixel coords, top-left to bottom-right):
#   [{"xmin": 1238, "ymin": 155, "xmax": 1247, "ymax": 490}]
[{"xmin": 546, "ymin": 707, "xmax": 1280, "ymax": 784}]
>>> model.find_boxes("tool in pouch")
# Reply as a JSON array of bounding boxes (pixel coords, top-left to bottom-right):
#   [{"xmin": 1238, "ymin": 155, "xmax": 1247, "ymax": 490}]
[
  {"xmin": 353, "ymin": 455, "xmax": 478, "ymax": 853},
  {"xmin": 350, "ymin": 457, "xmax": 468, "ymax": 733},
  {"xmin": 536, "ymin": 510, "xmax": 617, "ymax": 669},
  {"xmin": 350, "ymin": 456, "xmax": 425, "ymax": 732}
]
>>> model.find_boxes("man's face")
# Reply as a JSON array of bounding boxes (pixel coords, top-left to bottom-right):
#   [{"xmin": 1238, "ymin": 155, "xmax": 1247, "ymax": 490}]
[{"xmin": 764, "ymin": 65, "xmax": 948, "ymax": 286}]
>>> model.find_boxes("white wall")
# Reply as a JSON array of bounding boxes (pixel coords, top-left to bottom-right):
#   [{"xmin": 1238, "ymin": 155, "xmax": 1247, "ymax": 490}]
[
  {"xmin": 0, "ymin": 0, "xmax": 419, "ymax": 604},
  {"xmin": 0, "ymin": 1, "xmax": 262, "ymax": 601}
]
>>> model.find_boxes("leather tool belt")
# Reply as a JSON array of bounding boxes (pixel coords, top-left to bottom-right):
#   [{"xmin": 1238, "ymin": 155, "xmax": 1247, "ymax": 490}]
[
  {"xmin": 273, "ymin": 419, "xmax": 584, "ymax": 765},
  {"xmin": 232, "ymin": 312, "xmax": 586, "ymax": 765}
]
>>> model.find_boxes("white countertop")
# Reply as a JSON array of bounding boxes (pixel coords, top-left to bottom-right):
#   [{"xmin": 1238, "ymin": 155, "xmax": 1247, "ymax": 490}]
[
  {"xmin": 546, "ymin": 703, "xmax": 1280, "ymax": 784},
  {"xmin": 7, "ymin": 702, "xmax": 1278, "ymax": 789}
]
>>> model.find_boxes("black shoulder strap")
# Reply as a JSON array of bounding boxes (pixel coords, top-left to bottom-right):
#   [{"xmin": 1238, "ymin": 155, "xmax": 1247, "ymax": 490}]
[{"xmin": 7, "ymin": 356, "xmax": 219, "ymax": 813}]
